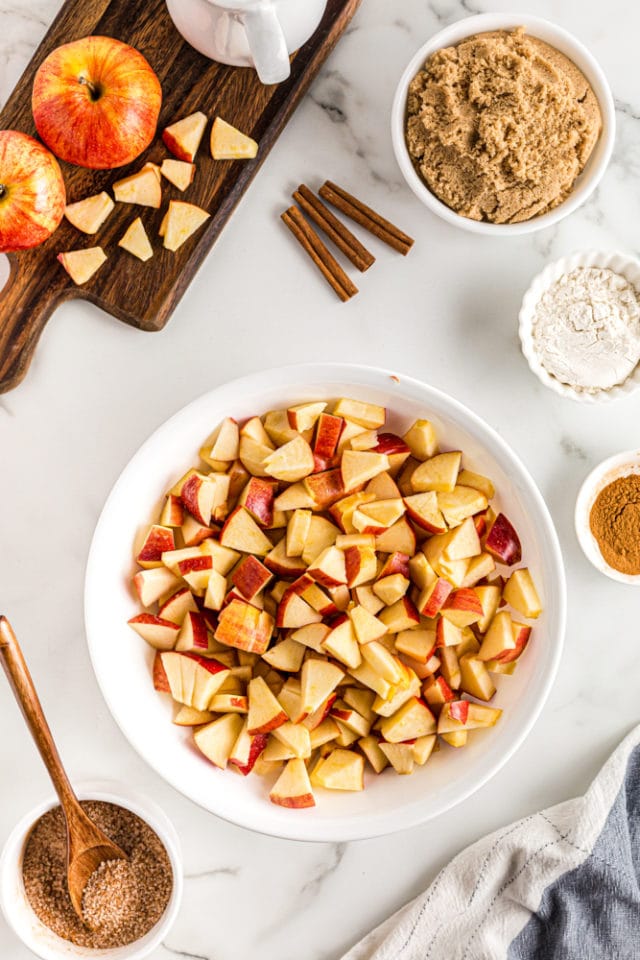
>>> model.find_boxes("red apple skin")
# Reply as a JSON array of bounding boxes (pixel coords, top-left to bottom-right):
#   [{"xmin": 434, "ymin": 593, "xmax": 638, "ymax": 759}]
[
  {"xmin": 419, "ymin": 578, "xmax": 453, "ymax": 617},
  {"xmin": 181, "ymin": 611, "xmax": 209, "ymax": 649},
  {"xmin": 250, "ymin": 709, "xmax": 288, "ymax": 735},
  {"xmin": 289, "ymin": 573, "xmax": 313, "ymax": 594},
  {"xmin": 185, "ymin": 652, "xmax": 227, "ymax": 675},
  {"xmin": 374, "ymin": 434, "xmax": 410, "ymax": 456},
  {"xmin": 379, "ymin": 552, "xmax": 410, "ymax": 578},
  {"xmin": 152, "ymin": 651, "xmax": 170, "ymax": 692},
  {"xmin": 229, "ymin": 732, "xmax": 269, "ymax": 776},
  {"xmin": 306, "ymin": 693, "xmax": 337, "ymax": 728},
  {"xmin": 241, "ymin": 478, "xmax": 274, "ymax": 527},
  {"xmin": 330, "ymin": 707, "xmax": 351, "ymax": 722},
  {"xmin": 0, "ymin": 131, "xmax": 65, "ymax": 252},
  {"xmin": 177, "ymin": 555, "xmax": 212, "ymax": 575},
  {"xmin": 270, "ymin": 791, "xmax": 315, "ymax": 809},
  {"xmin": 32, "ymin": 36, "xmax": 162, "ymax": 169},
  {"xmin": 264, "ymin": 551, "xmax": 307, "ymax": 579},
  {"xmin": 137, "ymin": 526, "xmax": 175, "ymax": 565},
  {"xmin": 424, "ymin": 675, "xmax": 454, "ymax": 705},
  {"xmin": 231, "ymin": 555, "xmax": 272, "ymax": 599},
  {"xmin": 474, "ymin": 511, "xmax": 489, "ymax": 538},
  {"xmin": 485, "ymin": 513, "xmax": 522, "ymax": 565},
  {"xmin": 314, "ymin": 414, "xmax": 344, "ymax": 460},
  {"xmin": 180, "ymin": 475, "xmax": 209, "ymax": 525},
  {"xmin": 305, "ymin": 469, "xmax": 345, "ymax": 506},
  {"xmin": 129, "ymin": 613, "xmax": 178, "ymax": 636},
  {"xmin": 443, "ymin": 588, "xmax": 483, "ymax": 615},
  {"xmin": 312, "ymin": 454, "xmax": 332, "ymax": 474},
  {"xmin": 449, "ymin": 700, "xmax": 469, "ymax": 724},
  {"xmin": 496, "ymin": 625, "xmax": 531, "ymax": 663}
]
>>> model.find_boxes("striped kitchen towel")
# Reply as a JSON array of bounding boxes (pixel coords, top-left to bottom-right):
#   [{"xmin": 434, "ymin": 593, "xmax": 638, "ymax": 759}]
[{"xmin": 342, "ymin": 724, "xmax": 640, "ymax": 960}]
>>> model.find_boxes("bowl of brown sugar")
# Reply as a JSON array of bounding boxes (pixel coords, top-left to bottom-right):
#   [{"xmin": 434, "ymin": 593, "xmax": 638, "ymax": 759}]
[
  {"xmin": 575, "ymin": 451, "xmax": 640, "ymax": 584},
  {"xmin": 391, "ymin": 13, "xmax": 615, "ymax": 235},
  {"xmin": 0, "ymin": 781, "xmax": 182, "ymax": 960}
]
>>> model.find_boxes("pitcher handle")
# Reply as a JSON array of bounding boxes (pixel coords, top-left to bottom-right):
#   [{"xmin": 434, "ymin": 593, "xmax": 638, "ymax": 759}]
[{"xmin": 243, "ymin": 2, "xmax": 290, "ymax": 85}]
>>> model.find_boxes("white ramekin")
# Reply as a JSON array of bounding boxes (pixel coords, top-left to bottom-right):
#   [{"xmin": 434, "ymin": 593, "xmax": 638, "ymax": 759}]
[
  {"xmin": 391, "ymin": 13, "xmax": 615, "ymax": 236},
  {"xmin": 519, "ymin": 250, "xmax": 640, "ymax": 402},
  {"xmin": 575, "ymin": 451, "xmax": 640, "ymax": 584},
  {"xmin": 0, "ymin": 781, "xmax": 183, "ymax": 960}
]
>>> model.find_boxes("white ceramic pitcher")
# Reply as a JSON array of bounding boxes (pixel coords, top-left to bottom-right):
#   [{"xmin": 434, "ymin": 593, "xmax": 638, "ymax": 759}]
[{"xmin": 166, "ymin": 0, "xmax": 328, "ymax": 85}]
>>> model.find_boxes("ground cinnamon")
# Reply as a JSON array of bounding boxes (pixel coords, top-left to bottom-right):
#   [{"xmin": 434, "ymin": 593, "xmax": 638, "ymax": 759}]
[{"xmin": 589, "ymin": 473, "xmax": 640, "ymax": 575}]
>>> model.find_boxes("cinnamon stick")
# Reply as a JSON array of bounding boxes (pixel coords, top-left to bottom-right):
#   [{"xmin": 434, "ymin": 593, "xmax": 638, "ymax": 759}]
[
  {"xmin": 292, "ymin": 185, "xmax": 375, "ymax": 272},
  {"xmin": 281, "ymin": 206, "xmax": 358, "ymax": 302},
  {"xmin": 319, "ymin": 181, "xmax": 414, "ymax": 255}
]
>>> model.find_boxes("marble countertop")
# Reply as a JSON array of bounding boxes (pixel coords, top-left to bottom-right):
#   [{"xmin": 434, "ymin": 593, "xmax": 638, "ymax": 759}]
[{"xmin": 1, "ymin": 1, "xmax": 640, "ymax": 958}]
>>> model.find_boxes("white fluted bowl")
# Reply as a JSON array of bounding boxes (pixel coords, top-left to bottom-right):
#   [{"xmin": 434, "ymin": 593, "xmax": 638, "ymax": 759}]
[{"xmin": 519, "ymin": 250, "xmax": 640, "ymax": 402}]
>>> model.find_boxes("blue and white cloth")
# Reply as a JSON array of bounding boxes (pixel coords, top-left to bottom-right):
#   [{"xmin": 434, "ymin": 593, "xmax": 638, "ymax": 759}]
[{"xmin": 343, "ymin": 725, "xmax": 640, "ymax": 960}]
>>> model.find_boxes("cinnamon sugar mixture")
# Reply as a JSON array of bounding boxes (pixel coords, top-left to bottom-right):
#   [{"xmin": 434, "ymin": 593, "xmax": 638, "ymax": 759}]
[{"xmin": 22, "ymin": 801, "xmax": 172, "ymax": 949}]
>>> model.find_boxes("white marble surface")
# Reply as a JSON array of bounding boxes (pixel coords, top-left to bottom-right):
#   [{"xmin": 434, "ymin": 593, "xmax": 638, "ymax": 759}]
[{"xmin": 1, "ymin": 1, "xmax": 639, "ymax": 958}]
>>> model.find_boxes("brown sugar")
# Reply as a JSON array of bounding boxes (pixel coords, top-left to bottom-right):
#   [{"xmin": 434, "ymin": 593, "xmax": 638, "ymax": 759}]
[
  {"xmin": 589, "ymin": 473, "xmax": 640, "ymax": 575},
  {"xmin": 405, "ymin": 28, "xmax": 601, "ymax": 224},
  {"xmin": 22, "ymin": 800, "xmax": 172, "ymax": 949}
]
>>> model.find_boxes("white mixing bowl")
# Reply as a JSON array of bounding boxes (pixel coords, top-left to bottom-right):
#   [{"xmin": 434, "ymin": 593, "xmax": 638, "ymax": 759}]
[{"xmin": 85, "ymin": 364, "xmax": 566, "ymax": 841}]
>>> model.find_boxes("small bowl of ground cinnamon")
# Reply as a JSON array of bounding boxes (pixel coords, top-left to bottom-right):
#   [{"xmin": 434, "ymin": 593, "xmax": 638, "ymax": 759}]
[
  {"xmin": 0, "ymin": 781, "xmax": 183, "ymax": 960},
  {"xmin": 575, "ymin": 451, "xmax": 640, "ymax": 584}
]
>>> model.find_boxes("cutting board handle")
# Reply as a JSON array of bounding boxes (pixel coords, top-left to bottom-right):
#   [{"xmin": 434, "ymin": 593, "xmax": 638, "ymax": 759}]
[{"xmin": 0, "ymin": 254, "xmax": 67, "ymax": 394}]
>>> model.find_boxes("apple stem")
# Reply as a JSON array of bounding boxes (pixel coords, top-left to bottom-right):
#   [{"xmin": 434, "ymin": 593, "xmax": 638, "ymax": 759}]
[
  {"xmin": 78, "ymin": 76, "xmax": 100, "ymax": 100},
  {"xmin": 0, "ymin": 185, "xmax": 5, "ymax": 199}
]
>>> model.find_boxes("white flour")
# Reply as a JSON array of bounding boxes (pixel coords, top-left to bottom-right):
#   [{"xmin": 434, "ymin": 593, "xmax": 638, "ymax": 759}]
[{"xmin": 531, "ymin": 266, "xmax": 640, "ymax": 392}]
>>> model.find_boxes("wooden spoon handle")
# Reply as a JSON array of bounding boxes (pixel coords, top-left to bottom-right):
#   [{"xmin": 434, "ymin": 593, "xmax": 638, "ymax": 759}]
[{"xmin": 0, "ymin": 616, "xmax": 79, "ymax": 812}]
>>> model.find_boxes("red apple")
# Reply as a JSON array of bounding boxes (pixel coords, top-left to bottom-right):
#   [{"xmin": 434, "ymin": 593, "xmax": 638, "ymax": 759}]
[
  {"xmin": 32, "ymin": 36, "xmax": 162, "ymax": 169},
  {"xmin": 0, "ymin": 131, "xmax": 65, "ymax": 252}
]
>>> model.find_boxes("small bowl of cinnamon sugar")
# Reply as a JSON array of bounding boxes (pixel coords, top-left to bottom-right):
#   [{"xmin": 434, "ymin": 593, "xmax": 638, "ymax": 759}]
[
  {"xmin": 575, "ymin": 451, "xmax": 640, "ymax": 584},
  {"xmin": 0, "ymin": 780, "xmax": 183, "ymax": 960}
]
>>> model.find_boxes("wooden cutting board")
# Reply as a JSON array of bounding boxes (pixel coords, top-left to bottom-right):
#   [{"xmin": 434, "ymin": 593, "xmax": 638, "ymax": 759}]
[{"xmin": 0, "ymin": 0, "xmax": 361, "ymax": 394}]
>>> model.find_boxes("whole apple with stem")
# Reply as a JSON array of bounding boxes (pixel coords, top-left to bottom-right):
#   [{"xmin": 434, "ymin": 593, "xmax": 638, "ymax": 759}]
[
  {"xmin": 0, "ymin": 130, "xmax": 66, "ymax": 253},
  {"xmin": 32, "ymin": 36, "xmax": 162, "ymax": 169}
]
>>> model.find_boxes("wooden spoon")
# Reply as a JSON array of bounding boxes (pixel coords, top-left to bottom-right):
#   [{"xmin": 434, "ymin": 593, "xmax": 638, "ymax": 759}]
[{"xmin": 0, "ymin": 615, "xmax": 127, "ymax": 924}]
